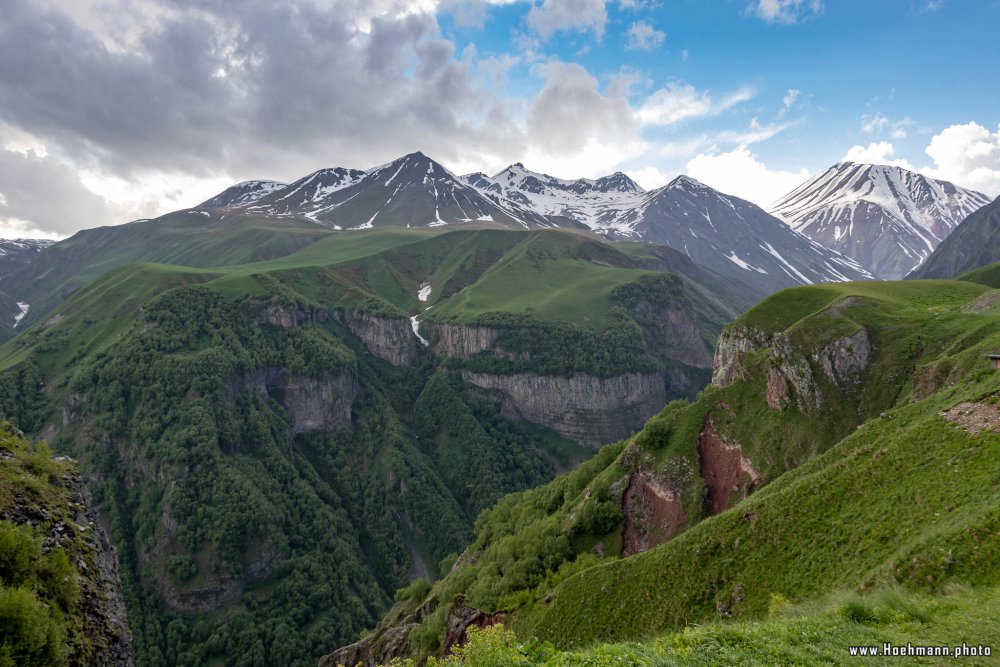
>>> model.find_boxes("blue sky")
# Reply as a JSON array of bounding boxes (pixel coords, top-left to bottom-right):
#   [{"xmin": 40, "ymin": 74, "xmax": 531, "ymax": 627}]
[
  {"xmin": 429, "ymin": 0, "xmax": 1000, "ymax": 200},
  {"xmin": 0, "ymin": 0, "xmax": 998, "ymax": 238}
]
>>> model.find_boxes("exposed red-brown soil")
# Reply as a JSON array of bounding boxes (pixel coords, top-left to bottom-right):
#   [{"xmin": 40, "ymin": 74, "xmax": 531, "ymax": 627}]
[
  {"xmin": 697, "ymin": 417, "xmax": 760, "ymax": 515},
  {"xmin": 620, "ymin": 471, "xmax": 688, "ymax": 557}
]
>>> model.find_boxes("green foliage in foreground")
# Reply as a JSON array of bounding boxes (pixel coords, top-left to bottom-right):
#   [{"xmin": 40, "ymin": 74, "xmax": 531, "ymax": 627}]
[
  {"xmin": 377, "ymin": 586, "xmax": 1000, "ymax": 666},
  {"xmin": 0, "ymin": 424, "xmax": 92, "ymax": 667}
]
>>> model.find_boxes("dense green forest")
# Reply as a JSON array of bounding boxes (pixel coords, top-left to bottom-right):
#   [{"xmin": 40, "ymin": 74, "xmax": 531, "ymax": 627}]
[{"xmin": 0, "ymin": 228, "xmax": 739, "ymax": 666}]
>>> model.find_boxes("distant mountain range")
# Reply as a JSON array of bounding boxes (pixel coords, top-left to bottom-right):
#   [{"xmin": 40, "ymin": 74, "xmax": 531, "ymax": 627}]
[
  {"xmin": 770, "ymin": 162, "xmax": 991, "ymax": 279},
  {"xmin": 196, "ymin": 151, "xmax": 873, "ymax": 294}
]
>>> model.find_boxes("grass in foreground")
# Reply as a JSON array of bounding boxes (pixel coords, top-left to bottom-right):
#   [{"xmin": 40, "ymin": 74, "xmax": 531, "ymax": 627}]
[{"xmin": 374, "ymin": 586, "xmax": 999, "ymax": 666}]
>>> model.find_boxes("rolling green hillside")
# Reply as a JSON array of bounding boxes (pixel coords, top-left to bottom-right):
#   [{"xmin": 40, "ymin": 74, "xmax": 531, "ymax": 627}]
[
  {"xmin": 0, "ymin": 227, "xmax": 743, "ymax": 667},
  {"xmin": 331, "ymin": 276, "xmax": 1000, "ymax": 664}
]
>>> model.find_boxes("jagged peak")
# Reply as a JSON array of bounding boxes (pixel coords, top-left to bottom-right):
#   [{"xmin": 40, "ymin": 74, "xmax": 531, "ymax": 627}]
[
  {"xmin": 594, "ymin": 171, "xmax": 643, "ymax": 193},
  {"xmin": 664, "ymin": 174, "xmax": 710, "ymax": 191}
]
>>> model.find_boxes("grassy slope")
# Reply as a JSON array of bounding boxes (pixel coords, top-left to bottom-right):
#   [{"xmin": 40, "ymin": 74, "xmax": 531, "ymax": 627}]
[
  {"xmin": 516, "ymin": 278, "xmax": 1000, "ymax": 646},
  {"xmin": 362, "ymin": 276, "xmax": 1000, "ymax": 660},
  {"xmin": 416, "ymin": 586, "xmax": 1000, "ymax": 666}
]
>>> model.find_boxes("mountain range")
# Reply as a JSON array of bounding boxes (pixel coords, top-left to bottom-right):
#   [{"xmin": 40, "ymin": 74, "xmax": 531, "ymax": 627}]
[
  {"xmin": 770, "ymin": 161, "xmax": 990, "ymax": 279},
  {"xmin": 195, "ymin": 152, "xmax": 873, "ymax": 293}
]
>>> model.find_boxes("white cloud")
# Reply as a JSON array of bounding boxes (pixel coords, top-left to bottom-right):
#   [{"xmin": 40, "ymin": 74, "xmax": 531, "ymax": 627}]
[
  {"xmin": 924, "ymin": 122, "xmax": 1000, "ymax": 196},
  {"xmin": 635, "ymin": 83, "xmax": 754, "ymax": 126},
  {"xmin": 842, "ymin": 123, "xmax": 1000, "ymax": 196},
  {"xmin": 625, "ymin": 21, "xmax": 665, "ymax": 52},
  {"xmin": 625, "ymin": 166, "xmax": 672, "ymax": 189},
  {"xmin": 842, "ymin": 141, "xmax": 916, "ymax": 169},
  {"xmin": 861, "ymin": 114, "xmax": 889, "ymax": 134},
  {"xmin": 680, "ymin": 48, "xmax": 689, "ymax": 61},
  {"xmin": 747, "ymin": 0, "xmax": 824, "ymax": 24},
  {"xmin": 686, "ymin": 144, "xmax": 810, "ymax": 207},
  {"xmin": 776, "ymin": 88, "xmax": 800, "ymax": 118},
  {"xmin": 526, "ymin": 0, "xmax": 609, "ymax": 39},
  {"xmin": 861, "ymin": 113, "xmax": 915, "ymax": 138}
]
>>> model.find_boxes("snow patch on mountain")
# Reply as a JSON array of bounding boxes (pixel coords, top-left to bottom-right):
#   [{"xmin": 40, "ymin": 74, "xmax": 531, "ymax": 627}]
[{"xmin": 770, "ymin": 162, "xmax": 992, "ymax": 278}]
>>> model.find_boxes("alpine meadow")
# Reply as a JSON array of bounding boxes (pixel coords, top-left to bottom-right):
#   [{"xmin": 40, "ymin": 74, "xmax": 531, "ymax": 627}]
[{"xmin": 1, "ymin": 2, "xmax": 999, "ymax": 666}]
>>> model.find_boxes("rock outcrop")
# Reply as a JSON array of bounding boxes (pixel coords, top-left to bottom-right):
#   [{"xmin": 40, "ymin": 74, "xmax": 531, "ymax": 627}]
[
  {"xmin": 254, "ymin": 301, "xmax": 328, "ymax": 329},
  {"xmin": 620, "ymin": 471, "xmax": 688, "ymax": 557},
  {"xmin": 0, "ymin": 424, "xmax": 133, "ymax": 666},
  {"xmin": 811, "ymin": 327, "xmax": 870, "ymax": 385},
  {"xmin": 442, "ymin": 597, "xmax": 508, "ymax": 655},
  {"xmin": 345, "ymin": 311, "xmax": 419, "ymax": 366},
  {"xmin": 421, "ymin": 322, "xmax": 500, "ymax": 359},
  {"xmin": 713, "ymin": 323, "xmax": 872, "ymax": 412},
  {"xmin": 631, "ymin": 303, "xmax": 712, "ymax": 368},
  {"xmin": 697, "ymin": 417, "xmax": 760, "ymax": 515},
  {"xmin": 461, "ymin": 371, "xmax": 666, "ymax": 448},
  {"xmin": 319, "ymin": 598, "xmax": 438, "ymax": 667},
  {"xmin": 233, "ymin": 367, "xmax": 357, "ymax": 434}
]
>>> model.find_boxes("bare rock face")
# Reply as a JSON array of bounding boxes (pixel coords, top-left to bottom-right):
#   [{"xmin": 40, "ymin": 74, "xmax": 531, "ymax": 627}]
[
  {"xmin": 422, "ymin": 322, "xmax": 500, "ymax": 359},
  {"xmin": 461, "ymin": 371, "xmax": 666, "ymax": 448},
  {"xmin": 620, "ymin": 471, "xmax": 688, "ymax": 557},
  {"xmin": 442, "ymin": 596, "xmax": 508, "ymax": 656},
  {"xmin": 320, "ymin": 623, "xmax": 419, "ymax": 667},
  {"xmin": 345, "ymin": 311, "xmax": 419, "ymax": 366},
  {"xmin": 714, "ymin": 327, "xmax": 819, "ymax": 411},
  {"xmin": 234, "ymin": 367, "xmax": 357, "ymax": 434},
  {"xmin": 713, "ymin": 324, "xmax": 872, "ymax": 413},
  {"xmin": 811, "ymin": 327, "xmax": 871, "ymax": 385},
  {"xmin": 632, "ymin": 303, "xmax": 712, "ymax": 368},
  {"xmin": 254, "ymin": 301, "xmax": 328, "ymax": 329},
  {"xmin": 319, "ymin": 598, "xmax": 438, "ymax": 667},
  {"xmin": 712, "ymin": 326, "xmax": 771, "ymax": 388},
  {"xmin": 766, "ymin": 367, "xmax": 790, "ymax": 411},
  {"xmin": 697, "ymin": 416, "xmax": 760, "ymax": 515}
]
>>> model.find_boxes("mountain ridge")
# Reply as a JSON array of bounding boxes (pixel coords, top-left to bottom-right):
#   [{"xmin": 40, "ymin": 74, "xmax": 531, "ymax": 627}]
[{"xmin": 771, "ymin": 161, "xmax": 991, "ymax": 279}]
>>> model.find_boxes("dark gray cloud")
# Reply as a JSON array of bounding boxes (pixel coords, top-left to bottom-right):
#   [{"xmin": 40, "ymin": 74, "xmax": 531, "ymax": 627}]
[
  {"xmin": 0, "ymin": 0, "xmax": 530, "ymax": 234},
  {"xmin": 0, "ymin": 147, "xmax": 116, "ymax": 236}
]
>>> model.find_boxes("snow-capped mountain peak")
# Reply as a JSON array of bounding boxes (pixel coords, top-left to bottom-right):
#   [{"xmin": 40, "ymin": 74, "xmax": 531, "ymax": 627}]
[
  {"xmin": 199, "ymin": 179, "xmax": 288, "ymax": 208},
  {"xmin": 594, "ymin": 172, "xmax": 643, "ymax": 194},
  {"xmin": 770, "ymin": 161, "xmax": 992, "ymax": 279}
]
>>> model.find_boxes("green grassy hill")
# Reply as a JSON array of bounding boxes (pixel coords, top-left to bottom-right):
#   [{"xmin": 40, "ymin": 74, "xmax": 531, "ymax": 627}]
[
  {"xmin": 335, "ymin": 275, "xmax": 1000, "ymax": 664},
  {"xmin": 0, "ymin": 227, "xmax": 744, "ymax": 667}
]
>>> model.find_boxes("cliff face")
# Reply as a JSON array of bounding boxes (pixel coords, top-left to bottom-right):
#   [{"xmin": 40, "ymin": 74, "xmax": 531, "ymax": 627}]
[
  {"xmin": 0, "ymin": 423, "xmax": 133, "ymax": 666},
  {"xmin": 461, "ymin": 371, "xmax": 666, "ymax": 448},
  {"xmin": 233, "ymin": 367, "xmax": 357, "ymax": 434},
  {"xmin": 345, "ymin": 311, "xmax": 419, "ymax": 366},
  {"xmin": 631, "ymin": 303, "xmax": 713, "ymax": 368},
  {"xmin": 421, "ymin": 322, "xmax": 499, "ymax": 359}
]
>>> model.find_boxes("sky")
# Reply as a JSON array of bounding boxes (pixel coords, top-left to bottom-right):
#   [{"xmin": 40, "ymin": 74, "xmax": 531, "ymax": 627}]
[{"xmin": 0, "ymin": 0, "xmax": 998, "ymax": 239}]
